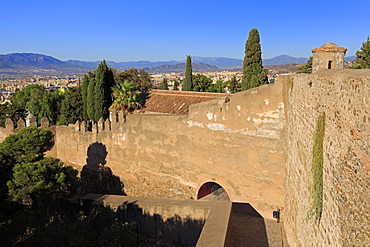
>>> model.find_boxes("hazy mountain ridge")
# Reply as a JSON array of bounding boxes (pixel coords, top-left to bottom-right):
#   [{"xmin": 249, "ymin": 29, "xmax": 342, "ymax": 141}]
[
  {"xmin": 0, "ymin": 53, "xmax": 73, "ymax": 68},
  {"xmin": 144, "ymin": 62, "xmax": 219, "ymax": 73},
  {"xmin": 0, "ymin": 53, "xmax": 357, "ymax": 76},
  {"xmin": 263, "ymin": 55, "xmax": 308, "ymax": 66}
]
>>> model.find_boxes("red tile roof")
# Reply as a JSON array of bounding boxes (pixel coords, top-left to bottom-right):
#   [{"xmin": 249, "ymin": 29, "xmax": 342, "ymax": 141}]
[{"xmin": 143, "ymin": 89, "xmax": 229, "ymax": 114}]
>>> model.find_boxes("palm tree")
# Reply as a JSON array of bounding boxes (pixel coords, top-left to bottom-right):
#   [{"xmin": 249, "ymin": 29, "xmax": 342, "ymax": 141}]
[{"xmin": 111, "ymin": 80, "xmax": 141, "ymax": 113}]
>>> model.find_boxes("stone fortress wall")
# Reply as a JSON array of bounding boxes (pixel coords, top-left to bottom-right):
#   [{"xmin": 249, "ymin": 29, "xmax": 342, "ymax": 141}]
[
  {"xmin": 282, "ymin": 69, "xmax": 370, "ymax": 246},
  {"xmin": 46, "ymin": 77, "xmax": 287, "ymax": 219},
  {"xmin": 0, "ymin": 67, "xmax": 369, "ymax": 246}
]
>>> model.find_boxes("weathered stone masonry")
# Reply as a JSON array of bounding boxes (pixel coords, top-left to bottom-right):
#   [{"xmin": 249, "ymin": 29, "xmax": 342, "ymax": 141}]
[{"xmin": 282, "ymin": 69, "xmax": 370, "ymax": 246}]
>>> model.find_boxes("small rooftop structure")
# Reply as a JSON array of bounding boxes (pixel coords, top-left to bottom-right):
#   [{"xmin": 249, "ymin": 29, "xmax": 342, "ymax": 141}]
[
  {"xmin": 311, "ymin": 42, "xmax": 347, "ymax": 73},
  {"xmin": 142, "ymin": 89, "xmax": 229, "ymax": 114}
]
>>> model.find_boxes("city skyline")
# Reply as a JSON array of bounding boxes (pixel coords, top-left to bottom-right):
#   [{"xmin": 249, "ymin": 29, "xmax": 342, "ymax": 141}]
[{"xmin": 1, "ymin": 0, "xmax": 369, "ymax": 62}]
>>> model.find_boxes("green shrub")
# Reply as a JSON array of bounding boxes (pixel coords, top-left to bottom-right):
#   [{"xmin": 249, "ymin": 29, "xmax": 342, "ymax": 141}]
[{"xmin": 309, "ymin": 112, "xmax": 325, "ymax": 221}]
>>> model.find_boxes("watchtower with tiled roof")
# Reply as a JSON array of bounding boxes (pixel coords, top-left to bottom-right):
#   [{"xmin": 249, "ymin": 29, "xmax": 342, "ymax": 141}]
[{"xmin": 311, "ymin": 42, "xmax": 347, "ymax": 73}]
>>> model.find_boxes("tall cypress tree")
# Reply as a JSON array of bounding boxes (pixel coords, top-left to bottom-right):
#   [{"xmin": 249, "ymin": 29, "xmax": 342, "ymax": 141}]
[
  {"xmin": 93, "ymin": 60, "xmax": 114, "ymax": 121},
  {"xmin": 161, "ymin": 78, "xmax": 169, "ymax": 90},
  {"xmin": 182, "ymin": 55, "xmax": 193, "ymax": 91},
  {"xmin": 242, "ymin": 28, "xmax": 268, "ymax": 90},
  {"xmin": 81, "ymin": 74, "xmax": 90, "ymax": 119},
  {"xmin": 86, "ymin": 77, "xmax": 96, "ymax": 120}
]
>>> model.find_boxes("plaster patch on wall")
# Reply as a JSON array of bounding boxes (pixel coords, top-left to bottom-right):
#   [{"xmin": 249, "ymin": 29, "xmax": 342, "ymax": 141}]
[
  {"xmin": 115, "ymin": 133, "xmax": 126, "ymax": 145},
  {"xmin": 252, "ymin": 118, "xmax": 262, "ymax": 127},
  {"xmin": 205, "ymin": 122, "xmax": 281, "ymax": 139},
  {"xmin": 256, "ymin": 109, "xmax": 281, "ymax": 119},
  {"xmin": 209, "ymin": 140, "xmax": 217, "ymax": 145},
  {"xmin": 206, "ymin": 123, "xmax": 227, "ymax": 131},
  {"xmin": 187, "ymin": 106, "xmax": 284, "ymax": 139},
  {"xmin": 222, "ymin": 116, "xmax": 226, "ymax": 121},
  {"xmin": 237, "ymin": 105, "xmax": 241, "ymax": 111},
  {"xmin": 186, "ymin": 120, "xmax": 204, "ymax": 128},
  {"xmin": 264, "ymin": 99, "xmax": 270, "ymax": 105}
]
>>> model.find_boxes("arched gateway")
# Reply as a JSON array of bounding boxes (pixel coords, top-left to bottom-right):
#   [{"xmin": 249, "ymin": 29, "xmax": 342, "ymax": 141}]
[{"xmin": 197, "ymin": 182, "xmax": 230, "ymax": 201}]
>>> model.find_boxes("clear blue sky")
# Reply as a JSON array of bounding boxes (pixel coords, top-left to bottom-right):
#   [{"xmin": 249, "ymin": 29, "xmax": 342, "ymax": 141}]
[{"xmin": 1, "ymin": 0, "xmax": 369, "ymax": 62}]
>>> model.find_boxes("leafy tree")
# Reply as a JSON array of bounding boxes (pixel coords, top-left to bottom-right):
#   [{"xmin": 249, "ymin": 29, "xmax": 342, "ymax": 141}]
[
  {"xmin": 0, "ymin": 126, "xmax": 54, "ymax": 207},
  {"xmin": 242, "ymin": 28, "xmax": 268, "ymax": 90},
  {"xmin": 10, "ymin": 84, "xmax": 63, "ymax": 125},
  {"xmin": 0, "ymin": 151, "xmax": 14, "ymax": 204},
  {"xmin": 192, "ymin": 74, "xmax": 212, "ymax": 92},
  {"xmin": 0, "ymin": 126, "xmax": 54, "ymax": 164},
  {"xmin": 7, "ymin": 157, "xmax": 79, "ymax": 203},
  {"xmin": 48, "ymin": 89, "xmax": 65, "ymax": 123},
  {"xmin": 11, "ymin": 84, "xmax": 50, "ymax": 124},
  {"xmin": 98, "ymin": 220, "xmax": 139, "ymax": 247},
  {"xmin": 207, "ymin": 80, "xmax": 225, "ymax": 93},
  {"xmin": 0, "ymin": 102, "xmax": 26, "ymax": 128},
  {"xmin": 115, "ymin": 68, "xmax": 139, "ymax": 85},
  {"xmin": 173, "ymin": 80, "xmax": 179, "ymax": 90},
  {"xmin": 182, "ymin": 55, "xmax": 193, "ymax": 91},
  {"xmin": 297, "ymin": 56, "xmax": 312, "ymax": 74},
  {"xmin": 226, "ymin": 75, "xmax": 241, "ymax": 93},
  {"xmin": 59, "ymin": 86, "xmax": 83, "ymax": 125},
  {"xmin": 115, "ymin": 68, "xmax": 152, "ymax": 93},
  {"xmin": 111, "ymin": 80, "xmax": 141, "ymax": 113},
  {"xmin": 137, "ymin": 69, "xmax": 152, "ymax": 93},
  {"xmin": 352, "ymin": 36, "xmax": 370, "ymax": 69}
]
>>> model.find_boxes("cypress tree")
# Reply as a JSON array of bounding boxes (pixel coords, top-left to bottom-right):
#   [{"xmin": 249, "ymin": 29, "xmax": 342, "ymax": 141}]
[
  {"xmin": 242, "ymin": 28, "xmax": 268, "ymax": 90},
  {"xmin": 173, "ymin": 80, "xmax": 179, "ymax": 91},
  {"xmin": 81, "ymin": 74, "xmax": 89, "ymax": 119},
  {"xmin": 86, "ymin": 77, "xmax": 96, "ymax": 120},
  {"xmin": 354, "ymin": 36, "xmax": 370, "ymax": 69},
  {"xmin": 182, "ymin": 55, "xmax": 193, "ymax": 91},
  {"xmin": 227, "ymin": 75, "xmax": 241, "ymax": 93},
  {"xmin": 161, "ymin": 78, "xmax": 169, "ymax": 90},
  {"xmin": 297, "ymin": 56, "xmax": 313, "ymax": 74},
  {"xmin": 94, "ymin": 60, "xmax": 114, "ymax": 121}
]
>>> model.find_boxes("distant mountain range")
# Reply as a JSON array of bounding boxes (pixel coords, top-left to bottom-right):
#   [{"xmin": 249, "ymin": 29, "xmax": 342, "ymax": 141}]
[
  {"xmin": 263, "ymin": 55, "xmax": 308, "ymax": 66},
  {"xmin": 0, "ymin": 53, "xmax": 357, "ymax": 76},
  {"xmin": 144, "ymin": 62, "xmax": 219, "ymax": 73}
]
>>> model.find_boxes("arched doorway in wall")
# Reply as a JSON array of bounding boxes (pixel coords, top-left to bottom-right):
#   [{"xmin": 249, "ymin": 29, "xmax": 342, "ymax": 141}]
[{"xmin": 197, "ymin": 182, "xmax": 230, "ymax": 201}]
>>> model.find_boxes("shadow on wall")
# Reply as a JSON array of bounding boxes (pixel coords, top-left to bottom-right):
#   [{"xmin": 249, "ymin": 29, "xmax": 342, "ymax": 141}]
[
  {"xmin": 79, "ymin": 142, "xmax": 126, "ymax": 195},
  {"xmin": 115, "ymin": 201, "xmax": 206, "ymax": 246}
]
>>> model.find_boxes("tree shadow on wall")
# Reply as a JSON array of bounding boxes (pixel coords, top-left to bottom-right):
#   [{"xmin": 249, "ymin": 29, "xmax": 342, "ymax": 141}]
[
  {"xmin": 115, "ymin": 201, "xmax": 205, "ymax": 246},
  {"xmin": 79, "ymin": 142, "xmax": 126, "ymax": 196}
]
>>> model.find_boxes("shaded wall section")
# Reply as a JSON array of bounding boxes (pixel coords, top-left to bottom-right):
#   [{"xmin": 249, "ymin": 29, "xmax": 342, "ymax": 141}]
[{"xmin": 283, "ymin": 69, "xmax": 370, "ymax": 246}]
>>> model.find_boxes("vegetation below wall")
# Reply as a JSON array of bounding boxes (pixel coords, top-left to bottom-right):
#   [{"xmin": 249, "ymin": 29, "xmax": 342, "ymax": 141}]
[{"xmin": 309, "ymin": 112, "xmax": 325, "ymax": 221}]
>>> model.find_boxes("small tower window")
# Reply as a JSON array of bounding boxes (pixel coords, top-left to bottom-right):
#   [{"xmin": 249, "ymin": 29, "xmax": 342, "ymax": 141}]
[{"xmin": 328, "ymin": 60, "xmax": 332, "ymax": 69}]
